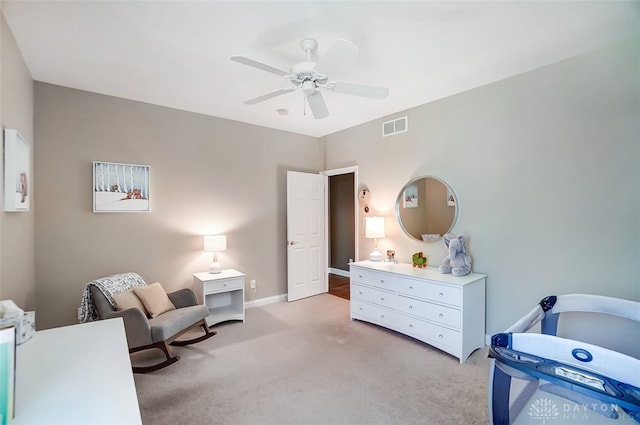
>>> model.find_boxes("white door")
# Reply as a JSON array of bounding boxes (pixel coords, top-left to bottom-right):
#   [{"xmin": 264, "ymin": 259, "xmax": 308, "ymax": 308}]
[{"xmin": 287, "ymin": 171, "xmax": 327, "ymax": 301}]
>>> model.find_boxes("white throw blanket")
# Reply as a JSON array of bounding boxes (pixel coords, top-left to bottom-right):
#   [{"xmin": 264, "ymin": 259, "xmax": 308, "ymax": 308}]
[{"xmin": 79, "ymin": 272, "xmax": 148, "ymax": 322}]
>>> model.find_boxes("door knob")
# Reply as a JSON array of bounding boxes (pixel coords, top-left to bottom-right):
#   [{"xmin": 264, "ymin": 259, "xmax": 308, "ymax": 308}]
[{"xmin": 288, "ymin": 241, "xmax": 300, "ymax": 246}]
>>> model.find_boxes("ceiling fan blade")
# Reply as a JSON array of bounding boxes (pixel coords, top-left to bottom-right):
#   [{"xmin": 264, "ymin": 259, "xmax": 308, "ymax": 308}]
[
  {"xmin": 244, "ymin": 88, "xmax": 296, "ymax": 105},
  {"xmin": 230, "ymin": 56, "xmax": 291, "ymax": 77},
  {"xmin": 330, "ymin": 82, "xmax": 389, "ymax": 99},
  {"xmin": 306, "ymin": 91, "xmax": 329, "ymax": 119}
]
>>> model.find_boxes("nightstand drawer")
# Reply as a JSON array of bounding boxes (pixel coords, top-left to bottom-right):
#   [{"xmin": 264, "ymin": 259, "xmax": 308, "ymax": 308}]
[{"xmin": 204, "ymin": 277, "xmax": 243, "ymax": 294}]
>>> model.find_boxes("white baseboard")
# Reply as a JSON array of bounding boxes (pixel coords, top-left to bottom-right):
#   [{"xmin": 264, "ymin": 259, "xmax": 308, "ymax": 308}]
[
  {"xmin": 245, "ymin": 293, "xmax": 287, "ymax": 309},
  {"xmin": 329, "ymin": 268, "xmax": 349, "ymax": 278}
]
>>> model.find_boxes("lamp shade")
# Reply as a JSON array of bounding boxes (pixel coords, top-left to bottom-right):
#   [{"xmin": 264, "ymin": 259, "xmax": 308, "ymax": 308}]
[
  {"xmin": 204, "ymin": 235, "xmax": 227, "ymax": 252},
  {"xmin": 365, "ymin": 217, "xmax": 385, "ymax": 239}
]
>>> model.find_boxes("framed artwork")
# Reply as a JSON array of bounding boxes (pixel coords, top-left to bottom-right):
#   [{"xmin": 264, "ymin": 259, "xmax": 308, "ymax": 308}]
[
  {"xmin": 3, "ymin": 129, "xmax": 30, "ymax": 212},
  {"xmin": 403, "ymin": 184, "xmax": 418, "ymax": 208},
  {"xmin": 93, "ymin": 161, "xmax": 150, "ymax": 212},
  {"xmin": 447, "ymin": 189, "xmax": 456, "ymax": 207}
]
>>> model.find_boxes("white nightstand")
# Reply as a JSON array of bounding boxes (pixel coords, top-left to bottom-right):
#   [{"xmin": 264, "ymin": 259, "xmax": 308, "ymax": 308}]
[{"xmin": 193, "ymin": 269, "xmax": 245, "ymax": 327}]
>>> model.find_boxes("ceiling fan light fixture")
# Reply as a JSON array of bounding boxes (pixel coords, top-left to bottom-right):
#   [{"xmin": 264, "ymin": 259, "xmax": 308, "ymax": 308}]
[{"xmin": 301, "ymin": 80, "xmax": 315, "ymax": 94}]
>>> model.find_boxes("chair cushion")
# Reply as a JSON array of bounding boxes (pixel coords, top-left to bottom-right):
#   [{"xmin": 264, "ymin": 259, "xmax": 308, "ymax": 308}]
[
  {"xmin": 148, "ymin": 305, "xmax": 209, "ymax": 342},
  {"xmin": 112, "ymin": 290, "xmax": 148, "ymax": 316},
  {"xmin": 134, "ymin": 282, "xmax": 176, "ymax": 318}
]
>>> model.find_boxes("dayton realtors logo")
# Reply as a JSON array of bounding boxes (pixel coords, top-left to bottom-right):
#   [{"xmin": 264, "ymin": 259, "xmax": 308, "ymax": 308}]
[
  {"xmin": 528, "ymin": 398, "xmax": 560, "ymax": 423},
  {"xmin": 527, "ymin": 397, "xmax": 628, "ymax": 423}
]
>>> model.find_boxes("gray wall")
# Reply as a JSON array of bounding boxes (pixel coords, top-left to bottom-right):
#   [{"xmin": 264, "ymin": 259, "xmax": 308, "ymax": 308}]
[
  {"xmin": 325, "ymin": 36, "xmax": 640, "ymax": 336},
  {"xmin": 34, "ymin": 83, "xmax": 321, "ymax": 328},
  {"xmin": 0, "ymin": 12, "xmax": 35, "ymax": 310}
]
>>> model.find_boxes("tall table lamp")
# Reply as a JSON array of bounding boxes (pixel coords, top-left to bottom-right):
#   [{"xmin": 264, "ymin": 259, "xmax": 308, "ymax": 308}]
[
  {"xmin": 365, "ymin": 216, "xmax": 385, "ymax": 262},
  {"xmin": 204, "ymin": 235, "xmax": 227, "ymax": 273}
]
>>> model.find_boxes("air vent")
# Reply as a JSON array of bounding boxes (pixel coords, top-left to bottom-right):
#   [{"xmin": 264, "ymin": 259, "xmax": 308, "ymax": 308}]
[{"xmin": 382, "ymin": 116, "xmax": 408, "ymax": 137}]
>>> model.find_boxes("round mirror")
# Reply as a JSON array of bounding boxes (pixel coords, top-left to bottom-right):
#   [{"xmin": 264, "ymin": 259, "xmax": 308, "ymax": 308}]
[{"xmin": 395, "ymin": 176, "xmax": 458, "ymax": 243}]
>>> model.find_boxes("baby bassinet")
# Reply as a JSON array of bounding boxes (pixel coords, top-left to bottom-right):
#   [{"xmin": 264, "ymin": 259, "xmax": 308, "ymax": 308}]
[{"xmin": 488, "ymin": 294, "xmax": 640, "ymax": 424}]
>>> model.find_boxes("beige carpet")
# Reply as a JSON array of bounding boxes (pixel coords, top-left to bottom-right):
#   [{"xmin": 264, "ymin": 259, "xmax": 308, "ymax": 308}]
[{"xmin": 133, "ymin": 294, "xmax": 491, "ymax": 425}]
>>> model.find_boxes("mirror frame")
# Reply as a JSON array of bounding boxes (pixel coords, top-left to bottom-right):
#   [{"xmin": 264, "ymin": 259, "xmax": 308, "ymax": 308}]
[{"xmin": 395, "ymin": 175, "xmax": 458, "ymax": 243}]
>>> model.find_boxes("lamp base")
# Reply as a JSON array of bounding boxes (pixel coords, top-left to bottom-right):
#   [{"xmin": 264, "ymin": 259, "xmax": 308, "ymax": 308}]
[
  {"xmin": 369, "ymin": 249, "xmax": 384, "ymax": 262},
  {"xmin": 208, "ymin": 262, "xmax": 222, "ymax": 274}
]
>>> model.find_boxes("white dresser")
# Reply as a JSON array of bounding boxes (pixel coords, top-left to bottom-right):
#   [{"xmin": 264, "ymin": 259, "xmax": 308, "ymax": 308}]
[{"xmin": 350, "ymin": 260, "xmax": 486, "ymax": 363}]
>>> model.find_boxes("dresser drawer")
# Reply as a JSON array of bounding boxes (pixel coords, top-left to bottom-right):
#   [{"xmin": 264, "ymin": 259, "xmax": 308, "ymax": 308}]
[
  {"xmin": 397, "ymin": 317, "xmax": 461, "ymax": 352},
  {"xmin": 397, "ymin": 279, "xmax": 461, "ymax": 306},
  {"xmin": 350, "ymin": 267, "xmax": 398, "ymax": 290},
  {"xmin": 204, "ymin": 277, "xmax": 243, "ymax": 294},
  {"xmin": 396, "ymin": 296, "xmax": 461, "ymax": 328},
  {"xmin": 351, "ymin": 299, "xmax": 398, "ymax": 328},
  {"xmin": 351, "ymin": 283, "xmax": 396, "ymax": 310}
]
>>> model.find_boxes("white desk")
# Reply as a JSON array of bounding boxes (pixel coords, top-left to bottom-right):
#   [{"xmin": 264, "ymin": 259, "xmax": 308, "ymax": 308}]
[{"xmin": 14, "ymin": 318, "xmax": 142, "ymax": 425}]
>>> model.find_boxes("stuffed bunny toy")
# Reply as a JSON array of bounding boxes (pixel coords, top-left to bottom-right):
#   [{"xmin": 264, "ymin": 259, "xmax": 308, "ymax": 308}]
[{"xmin": 439, "ymin": 233, "xmax": 472, "ymax": 276}]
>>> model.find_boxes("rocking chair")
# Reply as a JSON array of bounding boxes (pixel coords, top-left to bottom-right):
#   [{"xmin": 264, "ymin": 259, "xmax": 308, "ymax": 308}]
[{"xmin": 84, "ymin": 272, "xmax": 215, "ymax": 373}]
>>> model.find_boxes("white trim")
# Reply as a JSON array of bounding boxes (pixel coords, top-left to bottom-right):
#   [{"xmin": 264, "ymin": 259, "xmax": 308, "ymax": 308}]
[
  {"xmin": 329, "ymin": 267, "xmax": 349, "ymax": 278},
  {"xmin": 245, "ymin": 294, "xmax": 287, "ymax": 309},
  {"xmin": 322, "ymin": 166, "xmax": 358, "ymax": 177}
]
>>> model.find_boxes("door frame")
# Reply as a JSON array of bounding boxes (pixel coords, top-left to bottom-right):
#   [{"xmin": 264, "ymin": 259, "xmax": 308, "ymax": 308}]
[{"xmin": 321, "ymin": 166, "xmax": 359, "ymax": 277}]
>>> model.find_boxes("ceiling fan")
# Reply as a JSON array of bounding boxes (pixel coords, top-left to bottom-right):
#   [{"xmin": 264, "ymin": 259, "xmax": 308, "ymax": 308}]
[{"xmin": 230, "ymin": 38, "xmax": 389, "ymax": 119}]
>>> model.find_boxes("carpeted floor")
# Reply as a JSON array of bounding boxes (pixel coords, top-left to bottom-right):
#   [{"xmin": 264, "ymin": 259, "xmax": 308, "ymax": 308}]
[{"xmin": 133, "ymin": 294, "xmax": 491, "ymax": 425}]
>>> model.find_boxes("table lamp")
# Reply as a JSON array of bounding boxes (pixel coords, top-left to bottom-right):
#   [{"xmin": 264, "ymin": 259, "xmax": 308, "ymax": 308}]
[
  {"xmin": 204, "ymin": 235, "xmax": 227, "ymax": 273},
  {"xmin": 365, "ymin": 216, "xmax": 385, "ymax": 262}
]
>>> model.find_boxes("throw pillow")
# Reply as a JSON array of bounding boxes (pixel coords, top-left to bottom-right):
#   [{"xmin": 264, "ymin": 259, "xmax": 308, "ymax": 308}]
[
  {"xmin": 134, "ymin": 282, "xmax": 176, "ymax": 318},
  {"xmin": 112, "ymin": 290, "xmax": 148, "ymax": 316}
]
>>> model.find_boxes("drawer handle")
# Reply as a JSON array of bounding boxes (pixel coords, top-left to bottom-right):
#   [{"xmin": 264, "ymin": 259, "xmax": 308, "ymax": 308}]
[
  {"xmin": 223, "ymin": 283, "xmax": 227, "ymax": 287},
  {"xmin": 438, "ymin": 334, "xmax": 444, "ymax": 339},
  {"xmin": 439, "ymin": 292, "xmax": 444, "ymax": 297},
  {"xmin": 359, "ymin": 307, "xmax": 363, "ymax": 311},
  {"xmin": 380, "ymin": 279, "xmax": 384, "ymax": 283},
  {"xmin": 409, "ymin": 286, "xmax": 414, "ymax": 290},
  {"xmin": 409, "ymin": 324, "xmax": 413, "ymax": 328},
  {"xmin": 439, "ymin": 313, "xmax": 444, "ymax": 318},
  {"xmin": 409, "ymin": 305, "xmax": 413, "ymax": 309},
  {"xmin": 380, "ymin": 297, "xmax": 385, "ymax": 301},
  {"xmin": 358, "ymin": 291, "xmax": 363, "ymax": 295},
  {"xmin": 380, "ymin": 314, "xmax": 385, "ymax": 318},
  {"xmin": 358, "ymin": 274, "xmax": 363, "ymax": 278}
]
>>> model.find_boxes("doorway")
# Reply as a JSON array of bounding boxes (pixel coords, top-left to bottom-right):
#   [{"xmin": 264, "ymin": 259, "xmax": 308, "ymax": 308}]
[{"xmin": 324, "ymin": 167, "xmax": 357, "ymax": 300}]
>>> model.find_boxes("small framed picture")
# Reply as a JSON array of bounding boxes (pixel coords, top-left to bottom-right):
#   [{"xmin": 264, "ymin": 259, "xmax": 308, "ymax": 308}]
[
  {"xmin": 3, "ymin": 129, "xmax": 30, "ymax": 212},
  {"xmin": 93, "ymin": 161, "xmax": 150, "ymax": 213},
  {"xmin": 447, "ymin": 189, "xmax": 456, "ymax": 207},
  {"xmin": 403, "ymin": 184, "xmax": 418, "ymax": 208}
]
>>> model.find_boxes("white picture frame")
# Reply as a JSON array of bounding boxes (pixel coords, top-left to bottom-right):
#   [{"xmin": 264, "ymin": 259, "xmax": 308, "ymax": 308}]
[
  {"xmin": 403, "ymin": 183, "xmax": 418, "ymax": 208},
  {"xmin": 93, "ymin": 161, "xmax": 150, "ymax": 213},
  {"xmin": 3, "ymin": 129, "xmax": 30, "ymax": 212},
  {"xmin": 447, "ymin": 188, "xmax": 456, "ymax": 207}
]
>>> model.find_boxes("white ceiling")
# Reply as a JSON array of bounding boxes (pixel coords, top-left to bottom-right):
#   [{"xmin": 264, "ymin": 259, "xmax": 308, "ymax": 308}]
[{"xmin": 3, "ymin": 1, "xmax": 639, "ymax": 138}]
